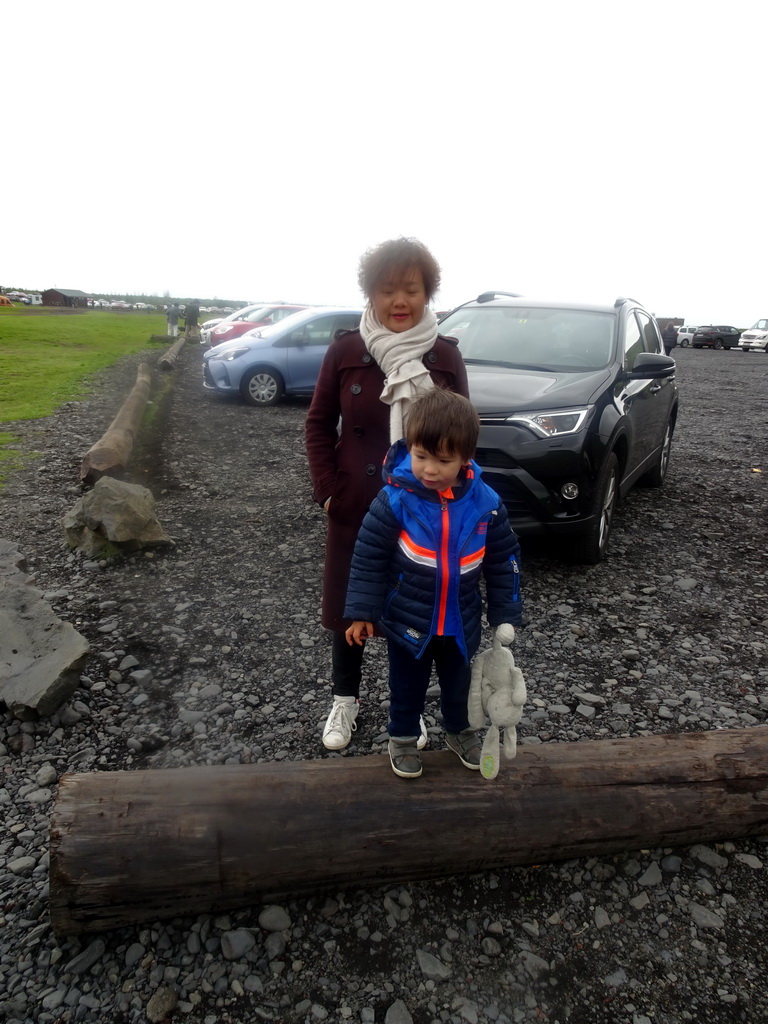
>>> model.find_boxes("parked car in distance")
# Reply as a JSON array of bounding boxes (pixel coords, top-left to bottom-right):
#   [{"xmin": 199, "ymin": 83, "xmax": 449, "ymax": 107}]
[
  {"xmin": 203, "ymin": 306, "xmax": 362, "ymax": 406},
  {"xmin": 692, "ymin": 325, "xmax": 741, "ymax": 349},
  {"xmin": 739, "ymin": 318, "xmax": 768, "ymax": 352},
  {"xmin": 201, "ymin": 303, "xmax": 309, "ymax": 347},
  {"xmin": 676, "ymin": 326, "xmax": 696, "ymax": 348},
  {"xmin": 437, "ymin": 293, "xmax": 678, "ymax": 563}
]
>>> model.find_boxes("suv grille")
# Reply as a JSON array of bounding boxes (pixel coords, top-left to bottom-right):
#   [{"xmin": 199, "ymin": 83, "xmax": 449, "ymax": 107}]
[
  {"xmin": 477, "ymin": 471, "xmax": 532, "ymax": 517},
  {"xmin": 475, "ymin": 447, "xmax": 517, "ymax": 470}
]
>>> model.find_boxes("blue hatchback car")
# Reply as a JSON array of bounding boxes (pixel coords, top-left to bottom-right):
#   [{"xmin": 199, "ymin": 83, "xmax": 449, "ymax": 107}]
[{"xmin": 202, "ymin": 306, "xmax": 362, "ymax": 406}]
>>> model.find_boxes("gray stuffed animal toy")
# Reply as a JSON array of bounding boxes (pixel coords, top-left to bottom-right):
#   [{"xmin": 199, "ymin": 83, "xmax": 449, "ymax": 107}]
[{"xmin": 468, "ymin": 623, "xmax": 526, "ymax": 779}]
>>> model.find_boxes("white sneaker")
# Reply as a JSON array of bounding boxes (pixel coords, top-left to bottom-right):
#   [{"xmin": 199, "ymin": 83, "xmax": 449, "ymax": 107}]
[
  {"xmin": 322, "ymin": 697, "xmax": 359, "ymax": 750},
  {"xmin": 417, "ymin": 716, "xmax": 428, "ymax": 750}
]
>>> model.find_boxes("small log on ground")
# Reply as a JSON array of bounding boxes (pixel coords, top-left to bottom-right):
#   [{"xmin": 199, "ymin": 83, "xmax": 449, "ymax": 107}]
[
  {"xmin": 158, "ymin": 334, "xmax": 187, "ymax": 371},
  {"xmin": 49, "ymin": 727, "xmax": 768, "ymax": 936},
  {"xmin": 79, "ymin": 363, "xmax": 152, "ymax": 484}
]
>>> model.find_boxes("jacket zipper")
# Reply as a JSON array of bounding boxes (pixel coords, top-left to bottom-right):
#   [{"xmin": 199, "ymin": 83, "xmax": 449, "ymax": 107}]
[{"xmin": 436, "ymin": 497, "xmax": 450, "ymax": 634}]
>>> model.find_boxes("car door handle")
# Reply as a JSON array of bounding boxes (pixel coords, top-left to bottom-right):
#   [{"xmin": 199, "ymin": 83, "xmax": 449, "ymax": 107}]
[{"xmin": 649, "ymin": 384, "xmax": 662, "ymax": 393}]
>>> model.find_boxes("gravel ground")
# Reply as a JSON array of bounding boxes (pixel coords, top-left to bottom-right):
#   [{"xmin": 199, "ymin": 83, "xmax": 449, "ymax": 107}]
[{"xmin": 0, "ymin": 343, "xmax": 767, "ymax": 1024}]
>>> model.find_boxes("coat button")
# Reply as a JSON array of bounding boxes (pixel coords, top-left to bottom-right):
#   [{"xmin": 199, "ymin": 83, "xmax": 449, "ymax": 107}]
[
  {"xmin": 353, "ymin": 426, "xmax": 364, "ymax": 437},
  {"xmin": 427, "ymin": 351, "xmax": 437, "ymax": 363},
  {"xmin": 362, "ymin": 353, "xmax": 372, "ymax": 364},
  {"xmin": 351, "ymin": 384, "xmax": 362, "ymax": 394},
  {"xmin": 365, "ymin": 464, "xmax": 376, "ymax": 476}
]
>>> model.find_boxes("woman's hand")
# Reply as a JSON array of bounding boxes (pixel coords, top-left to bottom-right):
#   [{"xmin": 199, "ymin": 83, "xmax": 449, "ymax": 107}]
[
  {"xmin": 346, "ymin": 621, "xmax": 373, "ymax": 646},
  {"xmin": 323, "ymin": 496, "xmax": 331, "ymax": 512}
]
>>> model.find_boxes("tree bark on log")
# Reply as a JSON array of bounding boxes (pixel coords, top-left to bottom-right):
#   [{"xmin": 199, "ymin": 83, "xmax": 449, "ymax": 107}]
[
  {"xmin": 79, "ymin": 363, "xmax": 152, "ymax": 484},
  {"xmin": 49, "ymin": 726, "xmax": 768, "ymax": 936},
  {"xmin": 158, "ymin": 335, "xmax": 187, "ymax": 371}
]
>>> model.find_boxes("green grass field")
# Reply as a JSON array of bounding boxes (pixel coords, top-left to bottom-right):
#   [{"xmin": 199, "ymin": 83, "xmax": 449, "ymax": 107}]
[{"xmin": 0, "ymin": 307, "xmax": 170, "ymax": 483}]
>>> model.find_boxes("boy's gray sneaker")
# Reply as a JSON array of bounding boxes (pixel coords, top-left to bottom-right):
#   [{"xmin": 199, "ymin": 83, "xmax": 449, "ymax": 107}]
[
  {"xmin": 388, "ymin": 737, "xmax": 423, "ymax": 779},
  {"xmin": 446, "ymin": 730, "xmax": 482, "ymax": 770}
]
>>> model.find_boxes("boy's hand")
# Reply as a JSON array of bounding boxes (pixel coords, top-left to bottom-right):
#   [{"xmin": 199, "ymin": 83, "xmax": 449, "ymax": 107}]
[{"xmin": 346, "ymin": 621, "xmax": 373, "ymax": 646}]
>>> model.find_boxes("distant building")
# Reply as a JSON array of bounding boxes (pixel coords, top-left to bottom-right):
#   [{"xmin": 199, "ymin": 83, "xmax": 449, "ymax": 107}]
[{"xmin": 42, "ymin": 288, "xmax": 89, "ymax": 308}]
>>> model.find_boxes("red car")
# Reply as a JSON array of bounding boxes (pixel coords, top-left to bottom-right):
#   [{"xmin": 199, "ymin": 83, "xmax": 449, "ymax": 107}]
[{"xmin": 204, "ymin": 304, "xmax": 309, "ymax": 348}]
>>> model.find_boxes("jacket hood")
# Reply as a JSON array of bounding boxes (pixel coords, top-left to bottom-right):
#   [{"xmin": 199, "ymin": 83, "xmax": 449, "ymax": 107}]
[{"xmin": 381, "ymin": 439, "xmax": 483, "ymax": 499}]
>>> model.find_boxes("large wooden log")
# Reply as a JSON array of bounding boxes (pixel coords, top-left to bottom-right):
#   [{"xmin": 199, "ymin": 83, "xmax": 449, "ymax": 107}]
[
  {"xmin": 79, "ymin": 363, "xmax": 152, "ymax": 484},
  {"xmin": 49, "ymin": 727, "xmax": 768, "ymax": 936},
  {"xmin": 158, "ymin": 334, "xmax": 186, "ymax": 370}
]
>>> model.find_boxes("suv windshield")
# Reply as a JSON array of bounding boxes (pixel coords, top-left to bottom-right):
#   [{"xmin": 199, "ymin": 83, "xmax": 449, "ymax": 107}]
[
  {"xmin": 439, "ymin": 306, "xmax": 616, "ymax": 372},
  {"xmin": 750, "ymin": 319, "xmax": 768, "ymax": 330}
]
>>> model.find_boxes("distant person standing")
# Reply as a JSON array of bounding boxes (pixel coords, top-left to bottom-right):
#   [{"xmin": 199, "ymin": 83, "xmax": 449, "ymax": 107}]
[
  {"xmin": 662, "ymin": 322, "xmax": 678, "ymax": 356},
  {"xmin": 185, "ymin": 299, "xmax": 200, "ymax": 334},
  {"xmin": 166, "ymin": 304, "xmax": 180, "ymax": 337}
]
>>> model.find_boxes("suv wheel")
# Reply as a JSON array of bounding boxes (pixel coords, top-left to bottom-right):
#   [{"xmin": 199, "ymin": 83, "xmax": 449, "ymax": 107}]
[
  {"xmin": 641, "ymin": 419, "xmax": 673, "ymax": 487},
  {"xmin": 572, "ymin": 453, "xmax": 618, "ymax": 565},
  {"xmin": 714, "ymin": 339, "xmax": 724, "ymax": 350}
]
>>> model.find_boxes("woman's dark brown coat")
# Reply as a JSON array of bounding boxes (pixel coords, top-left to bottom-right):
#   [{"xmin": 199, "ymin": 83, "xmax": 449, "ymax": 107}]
[{"xmin": 305, "ymin": 328, "xmax": 469, "ymax": 631}]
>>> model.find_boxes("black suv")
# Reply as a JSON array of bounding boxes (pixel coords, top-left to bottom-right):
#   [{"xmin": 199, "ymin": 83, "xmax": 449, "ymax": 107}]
[
  {"xmin": 438, "ymin": 294, "xmax": 679, "ymax": 563},
  {"xmin": 692, "ymin": 326, "xmax": 741, "ymax": 349}
]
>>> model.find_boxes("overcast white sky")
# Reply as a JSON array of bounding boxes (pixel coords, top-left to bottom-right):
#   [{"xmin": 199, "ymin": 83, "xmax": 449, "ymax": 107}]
[{"xmin": 3, "ymin": 0, "xmax": 765, "ymax": 326}]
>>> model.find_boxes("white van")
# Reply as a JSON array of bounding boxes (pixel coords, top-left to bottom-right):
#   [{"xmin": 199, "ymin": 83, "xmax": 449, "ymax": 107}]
[{"xmin": 739, "ymin": 318, "xmax": 768, "ymax": 353}]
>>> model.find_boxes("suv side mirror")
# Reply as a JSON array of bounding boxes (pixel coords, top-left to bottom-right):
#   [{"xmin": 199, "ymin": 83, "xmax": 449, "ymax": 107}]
[{"xmin": 624, "ymin": 352, "xmax": 676, "ymax": 380}]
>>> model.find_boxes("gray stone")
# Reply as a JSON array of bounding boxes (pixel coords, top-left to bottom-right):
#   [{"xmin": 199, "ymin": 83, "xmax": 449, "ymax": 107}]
[
  {"xmin": 258, "ymin": 904, "xmax": 291, "ymax": 931},
  {"xmin": 8, "ymin": 856, "xmax": 36, "ymax": 875},
  {"xmin": 690, "ymin": 903, "xmax": 725, "ymax": 930},
  {"xmin": 62, "ymin": 476, "xmax": 172, "ymax": 555},
  {"xmin": 146, "ymin": 986, "xmax": 179, "ymax": 1022},
  {"xmin": 690, "ymin": 844, "xmax": 728, "ymax": 869},
  {"xmin": 520, "ymin": 951, "xmax": 550, "ymax": 980},
  {"xmin": 480, "ymin": 936, "xmax": 502, "ymax": 955},
  {"xmin": 0, "ymin": 542, "xmax": 89, "ymax": 719},
  {"xmin": 594, "ymin": 906, "xmax": 611, "ymax": 929},
  {"xmin": 416, "ymin": 949, "xmax": 451, "ymax": 981},
  {"xmin": 124, "ymin": 942, "xmax": 145, "ymax": 968},
  {"xmin": 221, "ymin": 928, "xmax": 256, "ymax": 960},
  {"xmin": 264, "ymin": 931, "xmax": 285, "ymax": 961},
  {"xmin": 637, "ymin": 862, "xmax": 663, "ymax": 886},
  {"xmin": 385, "ymin": 998, "xmax": 414, "ymax": 1024},
  {"xmin": 735, "ymin": 853, "xmax": 763, "ymax": 869},
  {"xmin": 65, "ymin": 939, "xmax": 106, "ymax": 975}
]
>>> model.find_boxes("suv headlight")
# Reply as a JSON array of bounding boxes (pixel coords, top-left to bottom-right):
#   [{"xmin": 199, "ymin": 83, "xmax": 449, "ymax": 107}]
[{"xmin": 506, "ymin": 407, "xmax": 591, "ymax": 438}]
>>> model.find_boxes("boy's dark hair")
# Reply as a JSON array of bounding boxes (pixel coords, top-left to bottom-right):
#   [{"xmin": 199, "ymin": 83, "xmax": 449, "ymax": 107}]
[
  {"xmin": 405, "ymin": 388, "xmax": 480, "ymax": 463},
  {"xmin": 358, "ymin": 237, "xmax": 441, "ymax": 302}
]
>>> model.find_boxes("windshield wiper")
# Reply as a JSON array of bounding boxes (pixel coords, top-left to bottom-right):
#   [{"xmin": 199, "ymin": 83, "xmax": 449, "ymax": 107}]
[{"xmin": 463, "ymin": 358, "xmax": 555, "ymax": 372}]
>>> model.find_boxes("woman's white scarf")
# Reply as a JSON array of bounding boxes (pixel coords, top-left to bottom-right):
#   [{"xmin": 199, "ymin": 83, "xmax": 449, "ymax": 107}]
[{"xmin": 360, "ymin": 303, "xmax": 438, "ymax": 443}]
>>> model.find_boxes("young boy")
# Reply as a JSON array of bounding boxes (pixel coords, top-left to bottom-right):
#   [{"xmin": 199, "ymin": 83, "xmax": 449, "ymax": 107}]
[{"xmin": 344, "ymin": 388, "xmax": 522, "ymax": 779}]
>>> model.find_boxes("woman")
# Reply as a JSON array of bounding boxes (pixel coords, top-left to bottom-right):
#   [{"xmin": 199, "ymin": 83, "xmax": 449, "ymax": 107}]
[
  {"xmin": 662, "ymin": 322, "xmax": 678, "ymax": 356},
  {"xmin": 306, "ymin": 237, "xmax": 469, "ymax": 750}
]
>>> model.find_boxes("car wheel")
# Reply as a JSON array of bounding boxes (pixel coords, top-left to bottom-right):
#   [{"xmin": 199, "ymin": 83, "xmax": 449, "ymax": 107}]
[
  {"xmin": 572, "ymin": 453, "xmax": 618, "ymax": 565},
  {"xmin": 764, "ymin": 343, "xmax": 768, "ymax": 353},
  {"xmin": 680, "ymin": 338, "xmax": 689, "ymax": 348},
  {"xmin": 714, "ymin": 339, "xmax": 723, "ymax": 350},
  {"xmin": 240, "ymin": 368, "xmax": 285, "ymax": 406},
  {"xmin": 641, "ymin": 418, "xmax": 673, "ymax": 488}
]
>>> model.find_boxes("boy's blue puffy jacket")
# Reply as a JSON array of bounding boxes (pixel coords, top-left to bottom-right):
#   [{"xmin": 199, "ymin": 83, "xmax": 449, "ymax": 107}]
[{"xmin": 344, "ymin": 440, "xmax": 523, "ymax": 661}]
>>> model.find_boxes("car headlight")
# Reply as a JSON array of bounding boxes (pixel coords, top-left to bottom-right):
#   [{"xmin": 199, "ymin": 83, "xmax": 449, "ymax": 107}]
[
  {"xmin": 506, "ymin": 407, "xmax": 591, "ymax": 438},
  {"xmin": 214, "ymin": 347, "xmax": 250, "ymax": 362}
]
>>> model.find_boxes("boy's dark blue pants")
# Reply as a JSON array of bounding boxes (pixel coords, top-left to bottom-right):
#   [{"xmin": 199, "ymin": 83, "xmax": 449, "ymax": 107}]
[{"xmin": 387, "ymin": 636, "xmax": 471, "ymax": 738}]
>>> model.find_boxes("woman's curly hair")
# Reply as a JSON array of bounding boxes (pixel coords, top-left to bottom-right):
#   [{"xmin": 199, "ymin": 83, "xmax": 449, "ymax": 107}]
[{"xmin": 357, "ymin": 237, "xmax": 441, "ymax": 302}]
